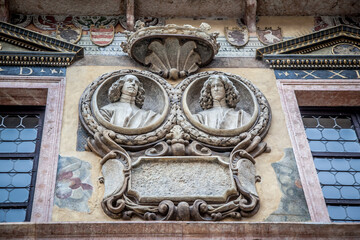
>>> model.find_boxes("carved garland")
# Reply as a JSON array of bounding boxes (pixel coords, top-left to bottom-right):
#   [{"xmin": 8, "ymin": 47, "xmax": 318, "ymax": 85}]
[
  {"xmin": 176, "ymin": 71, "xmax": 271, "ymax": 147},
  {"xmin": 79, "ymin": 69, "xmax": 176, "ymax": 146}
]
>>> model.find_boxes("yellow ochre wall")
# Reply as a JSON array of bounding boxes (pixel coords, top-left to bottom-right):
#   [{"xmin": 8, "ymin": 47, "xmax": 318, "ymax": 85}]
[{"xmin": 54, "ymin": 16, "xmax": 314, "ymax": 222}]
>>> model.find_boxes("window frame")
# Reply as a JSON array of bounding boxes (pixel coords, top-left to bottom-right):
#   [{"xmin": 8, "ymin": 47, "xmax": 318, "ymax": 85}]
[
  {"xmin": 0, "ymin": 75, "xmax": 66, "ymax": 222},
  {"xmin": 277, "ymin": 78, "xmax": 360, "ymax": 222}
]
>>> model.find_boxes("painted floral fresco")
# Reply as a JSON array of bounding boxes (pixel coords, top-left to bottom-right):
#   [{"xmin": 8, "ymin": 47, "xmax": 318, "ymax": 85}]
[{"xmin": 54, "ymin": 156, "xmax": 93, "ymax": 212}]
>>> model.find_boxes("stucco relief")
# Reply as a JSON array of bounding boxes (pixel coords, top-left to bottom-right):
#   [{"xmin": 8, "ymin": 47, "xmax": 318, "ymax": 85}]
[{"xmin": 79, "ymin": 69, "xmax": 271, "ymax": 221}]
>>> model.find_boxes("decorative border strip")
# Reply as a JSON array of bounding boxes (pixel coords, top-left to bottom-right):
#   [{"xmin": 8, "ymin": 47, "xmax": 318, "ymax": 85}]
[
  {"xmin": 77, "ymin": 34, "xmax": 276, "ymax": 58},
  {"xmin": 274, "ymin": 70, "xmax": 360, "ymax": 79},
  {"xmin": 263, "ymin": 54, "xmax": 360, "ymax": 69},
  {"xmin": 0, "ymin": 66, "xmax": 66, "ymax": 76}
]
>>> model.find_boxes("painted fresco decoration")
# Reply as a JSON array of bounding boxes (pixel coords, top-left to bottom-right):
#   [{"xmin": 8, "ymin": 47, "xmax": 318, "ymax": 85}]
[
  {"xmin": 56, "ymin": 25, "xmax": 82, "ymax": 44},
  {"xmin": 121, "ymin": 23, "xmax": 220, "ymax": 80},
  {"xmin": 54, "ymin": 156, "xmax": 93, "ymax": 213},
  {"xmin": 90, "ymin": 25, "xmax": 114, "ymax": 47},
  {"xmin": 332, "ymin": 43, "xmax": 360, "ymax": 55},
  {"xmin": 266, "ymin": 148, "xmax": 311, "ymax": 222},
  {"xmin": 33, "ymin": 15, "xmax": 73, "ymax": 31},
  {"xmin": 274, "ymin": 70, "xmax": 360, "ymax": 80},
  {"xmin": 314, "ymin": 16, "xmax": 360, "ymax": 31},
  {"xmin": 225, "ymin": 25, "xmax": 249, "ymax": 47},
  {"xmin": 119, "ymin": 16, "xmax": 165, "ymax": 30},
  {"xmin": 0, "ymin": 21, "xmax": 83, "ymax": 67},
  {"xmin": 10, "ymin": 14, "xmax": 32, "ymax": 28},
  {"xmin": 256, "ymin": 25, "xmax": 360, "ymax": 69},
  {"xmin": 72, "ymin": 16, "xmax": 118, "ymax": 31},
  {"xmin": 256, "ymin": 27, "xmax": 282, "ymax": 45},
  {"xmin": 79, "ymin": 69, "xmax": 271, "ymax": 221}
]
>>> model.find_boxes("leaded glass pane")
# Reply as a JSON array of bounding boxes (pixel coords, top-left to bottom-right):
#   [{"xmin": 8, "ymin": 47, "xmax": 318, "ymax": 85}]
[
  {"xmin": 0, "ymin": 208, "xmax": 26, "ymax": 222},
  {"xmin": 0, "ymin": 109, "xmax": 44, "ymax": 222},
  {"xmin": 9, "ymin": 188, "xmax": 29, "ymax": 202},
  {"xmin": 302, "ymin": 110, "xmax": 360, "ymax": 222}
]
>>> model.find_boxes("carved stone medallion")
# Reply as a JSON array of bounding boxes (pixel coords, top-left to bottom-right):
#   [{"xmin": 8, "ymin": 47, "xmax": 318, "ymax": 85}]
[
  {"xmin": 80, "ymin": 69, "xmax": 175, "ymax": 146},
  {"xmin": 177, "ymin": 71, "xmax": 271, "ymax": 148}
]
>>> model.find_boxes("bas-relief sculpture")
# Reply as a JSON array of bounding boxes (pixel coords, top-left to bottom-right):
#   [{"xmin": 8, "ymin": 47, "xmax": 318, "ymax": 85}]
[
  {"xmin": 79, "ymin": 69, "xmax": 271, "ymax": 221},
  {"xmin": 100, "ymin": 74, "xmax": 161, "ymax": 128},
  {"xmin": 194, "ymin": 75, "xmax": 251, "ymax": 130}
]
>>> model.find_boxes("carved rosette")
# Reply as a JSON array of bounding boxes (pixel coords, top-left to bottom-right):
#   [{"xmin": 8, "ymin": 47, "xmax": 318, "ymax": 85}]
[
  {"xmin": 79, "ymin": 69, "xmax": 176, "ymax": 146},
  {"xmin": 177, "ymin": 71, "xmax": 271, "ymax": 148},
  {"xmin": 121, "ymin": 23, "xmax": 220, "ymax": 79}
]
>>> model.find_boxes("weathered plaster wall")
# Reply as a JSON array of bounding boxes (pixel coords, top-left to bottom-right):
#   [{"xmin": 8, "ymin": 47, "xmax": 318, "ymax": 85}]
[
  {"xmin": 51, "ymin": 17, "xmax": 317, "ymax": 222},
  {"xmin": 54, "ymin": 64, "xmax": 294, "ymax": 222}
]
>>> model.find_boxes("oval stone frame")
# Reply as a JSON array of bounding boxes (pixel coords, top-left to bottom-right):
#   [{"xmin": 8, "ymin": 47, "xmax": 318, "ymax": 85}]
[
  {"xmin": 182, "ymin": 76, "xmax": 259, "ymax": 136},
  {"xmin": 80, "ymin": 69, "xmax": 174, "ymax": 146},
  {"xmin": 91, "ymin": 74, "xmax": 169, "ymax": 135},
  {"xmin": 177, "ymin": 71, "xmax": 271, "ymax": 147}
]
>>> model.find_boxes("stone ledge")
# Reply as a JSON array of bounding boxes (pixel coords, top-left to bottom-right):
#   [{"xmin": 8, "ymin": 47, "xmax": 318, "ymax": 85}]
[{"xmin": 1, "ymin": 222, "xmax": 360, "ymax": 239}]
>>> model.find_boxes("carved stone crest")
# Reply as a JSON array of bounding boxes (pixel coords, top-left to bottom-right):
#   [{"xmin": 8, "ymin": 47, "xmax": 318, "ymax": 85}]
[
  {"xmin": 121, "ymin": 23, "xmax": 220, "ymax": 80},
  {"xmin": 80, "ymin": 70, "xmax": 271, "ymax": 221}
]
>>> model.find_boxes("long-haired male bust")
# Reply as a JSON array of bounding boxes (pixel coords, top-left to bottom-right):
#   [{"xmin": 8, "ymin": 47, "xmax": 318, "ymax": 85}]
[
  {"xmin": 100, "ymin": 74, "xmax": 161, "ymax": 128},
  {"xmin": 194, "ymin": 75, "xmax": 251, "ymax": 129}
]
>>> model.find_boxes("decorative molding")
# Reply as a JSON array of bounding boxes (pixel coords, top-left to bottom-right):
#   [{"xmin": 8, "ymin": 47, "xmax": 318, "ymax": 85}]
[
  {"xmin": 256, "ymin": 25, "xmax": 360, "ymax": 69},
  {"xmin": 0, "ymin": 21, "xmax": 83, "ymax": 66},
  {"xmin": 0, "ymin": 75, "xmax": 66, "ymax": 222},
  {"xmin": 275, "ymin": 79, "xmax": 360, "ymax": 222},
  {"xmin": 263, "ymin": 54, "xmax": 360, "ymax": 69}
]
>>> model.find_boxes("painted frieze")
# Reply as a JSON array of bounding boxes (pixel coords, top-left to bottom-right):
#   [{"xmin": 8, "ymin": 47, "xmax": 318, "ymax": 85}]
[{"xmin": 79, "ymin": 69, "xmax": 271, "ymax": 221}]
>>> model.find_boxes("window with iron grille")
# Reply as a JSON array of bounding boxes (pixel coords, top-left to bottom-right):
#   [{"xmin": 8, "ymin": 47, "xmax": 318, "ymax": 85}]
[
  {"xmin": 0, "ymin": 107, "xmax": 45, "ymax": 222},
  {"xmin": 301, "ymin": 107, "xmax": 360, "ymax": 222}
]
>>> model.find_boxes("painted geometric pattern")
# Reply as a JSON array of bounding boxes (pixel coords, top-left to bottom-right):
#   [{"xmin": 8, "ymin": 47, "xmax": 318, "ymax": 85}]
[
  {"xmin": 275, "ymin": 70, "xmax": 360, "ymax": 79},
  {"xmin": 77, "ymin": 34, "xmax": 274, "ymax": 58}
]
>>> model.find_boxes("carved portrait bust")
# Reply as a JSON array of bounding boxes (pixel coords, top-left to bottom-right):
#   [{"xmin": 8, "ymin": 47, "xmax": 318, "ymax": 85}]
[
  {"xmin": 194, "ymin": 75, "xmax": 251, "ymax": 130},
  {"xmin": 182, "ymin": 72, "xmax": 259, "ymax": 137},
  {"xmin": 100, "ymin": 74, "xmax": 161, "ymax": 128},
  {"xmin": 89, "ymin": 71, "xmax": 170, "ymax": 136}
]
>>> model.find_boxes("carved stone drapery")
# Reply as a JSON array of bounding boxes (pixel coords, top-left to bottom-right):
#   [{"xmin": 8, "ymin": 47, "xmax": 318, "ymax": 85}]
[{"xmin": 121, "ymin": 23, "xmax": 220, "ymax": 80}]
